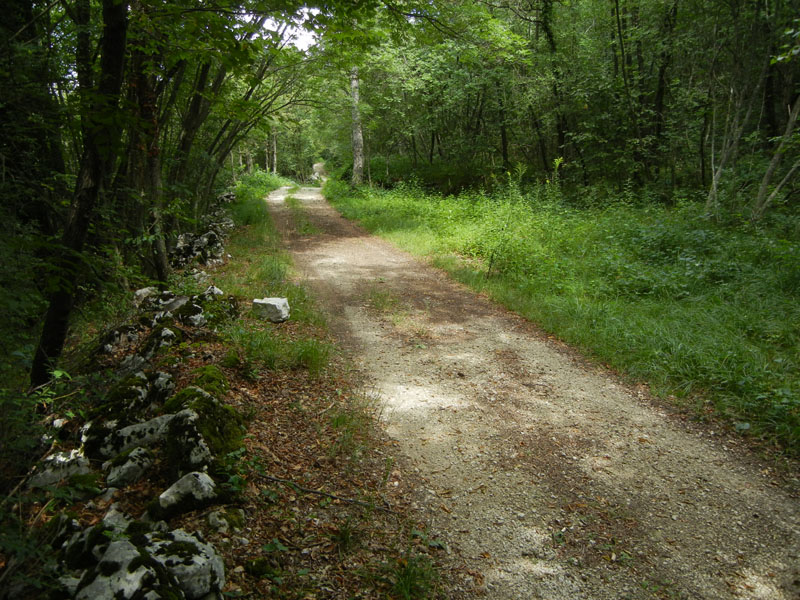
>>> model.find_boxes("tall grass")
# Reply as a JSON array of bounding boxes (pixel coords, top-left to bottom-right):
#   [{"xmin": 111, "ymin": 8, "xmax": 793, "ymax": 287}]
[
  {"xmin": 324, "ymin": 179, "xmax": 800, "ymax": 453},
  {"xmin": 219, "ymin": 170, "xmax": 330, "ymax": 376}
]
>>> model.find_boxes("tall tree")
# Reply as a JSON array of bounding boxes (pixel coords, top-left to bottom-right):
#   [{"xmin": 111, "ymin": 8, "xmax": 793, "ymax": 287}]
[
  {"xmin": 350, "ymin": 66, "xmax": 365, "ymax": 185},
  {"xmin": 32, "ymin": 0, "xmax": 129, "ymax": 386}
]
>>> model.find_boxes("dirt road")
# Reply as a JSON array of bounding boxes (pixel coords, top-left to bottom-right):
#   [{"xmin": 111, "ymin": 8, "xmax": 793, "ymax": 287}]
[{"xmin": 266, "ymin": 186, "xmax": 800, "ymax": 599}]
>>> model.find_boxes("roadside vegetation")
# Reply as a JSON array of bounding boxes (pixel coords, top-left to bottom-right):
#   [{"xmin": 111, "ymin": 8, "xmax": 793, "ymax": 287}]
[
  {"xmin": 324, "ymin": 178, "xmax": 800, "ymax": 455},
  {"xmin": 0, "ymin": 171, "xmax": 446, "ymax": 599},
  {"xmin": 205, "ymin": 170, "xmax": 446, "ymax": 597}
]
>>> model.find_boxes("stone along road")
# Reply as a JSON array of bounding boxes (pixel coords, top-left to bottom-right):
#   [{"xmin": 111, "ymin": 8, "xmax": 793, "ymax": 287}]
[{"xmin": 266, "ymin": 186, "xmax": 800, "ymax": 599}]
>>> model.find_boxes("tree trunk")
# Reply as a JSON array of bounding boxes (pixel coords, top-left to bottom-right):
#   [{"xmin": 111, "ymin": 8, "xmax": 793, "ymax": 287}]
[
  {"xmin": 705, "ymin": 65, "xmax": 766, "ymax": 215},
  {"xmin": 497, "ymin": 82, "xmax": 510, "ymax": 171},
  {"xmin": 752, "ymin": 95, "xmax": 800, "ymax": 220},
  {"xmin": 653, "ymin": 0, "xmax": 678, "ymax": 143},
  {"xmin": 31, "ymin": 0, "xmax": 129, "ymax": 386},
  {"xmin": 350, "ymin": 67, "xmax": 364, "ymax": 186},
  {"xmin": 149, "ymin": 150, "xmax": 169, "ymax": 284},
  {"xmin": 171, "ymin": 63, "xmax": 227, "ymax": 190},
  {"xmin": 272, "ymin": 133, "xmax": 277, "ymax": 174}
]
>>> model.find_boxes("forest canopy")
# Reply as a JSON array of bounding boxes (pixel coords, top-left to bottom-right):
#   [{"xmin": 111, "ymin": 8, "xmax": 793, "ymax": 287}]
[{"xmin": 1, "ymin": 0, "xmax": 798, "ymax": 396}]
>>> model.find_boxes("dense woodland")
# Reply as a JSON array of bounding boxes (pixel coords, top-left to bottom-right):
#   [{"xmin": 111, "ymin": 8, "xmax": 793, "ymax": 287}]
[
  {"xmin": 2, "ymin": 1, "xmax": 799, "ymax": 464},
  {"xmin": 0, "ymin": 0, "xmax": 799, "ymax": 595}
]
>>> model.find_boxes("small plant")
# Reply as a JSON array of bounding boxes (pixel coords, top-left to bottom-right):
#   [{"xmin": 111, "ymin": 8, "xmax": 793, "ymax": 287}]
[
  {"xmin": 391, "ymin": 553, "xmax": 437, "ymax": 600},
  {"xmin": 365, "ymin": 286, "xmax": 401, "ymax": 312},
  {"xmin": 328, "ymin": 393, "xmax": 375, "ymax": 463},
  {"xmin": 331, "ymin": 518, "xmax": 359, "ymax": 556}
]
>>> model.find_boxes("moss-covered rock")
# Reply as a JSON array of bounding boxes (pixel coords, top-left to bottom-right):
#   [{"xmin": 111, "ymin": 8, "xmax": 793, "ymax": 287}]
[
  {"xmin": 207, "ymin": 508, "xmax": 245, "ymax": 534},
  {"xmin": 162, "ymin": 387, "xmax": 244, "ymax": 458},
  {"xmin": 245, "ymin": 557, "xmax": 280, "ymax": 580},
  {"xmin": 62, "ymin": 524, "xmax": 113, "ymax": 570},
  {"xmin": 142, "ymin": 325, "xmax": 183, "ymax": 359},
  {"xmin": 224, "ymin": 508, "xmax": 245, "ymax": 530},
  {"xmin": 105, "ymin": 446, "xmax": 154, "ymax": 488},
  {"xmin": 190, "ymin": 365, "xmax": 228, "ymax": 398},
  {"xmin": 165, "ymin": 410, "xmax": 212, "ymax": 477},
  {"xmin": 126, "ymin": 520, "xmax": 154, "ymax": 547},
  {"xmin": 82, "ymin": 421, "xmax": 116, "ymax": 460},
  {"xmin": 194, "ymin": 294, "xmax": 240, "ymax": 328},
  {"xmin": 90, "ymin": 372, "xmax": 149, "ymax": 422},
  {"xmin": 162, "ymin": 386, "xmax": 208, "ymax": 414},
  {"xmin": 192, "ymin": 398, "xmax": 244, "ymax": 457},
  {"xmin": 90, "ymin": 371, "xmax": 175, "ymax": 435}
]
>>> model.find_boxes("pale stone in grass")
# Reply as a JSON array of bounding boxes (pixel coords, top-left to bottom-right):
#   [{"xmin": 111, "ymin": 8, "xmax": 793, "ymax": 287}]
[{"xmin": 252, "ymin": 297, "xmax": 290, "ymax": 322}]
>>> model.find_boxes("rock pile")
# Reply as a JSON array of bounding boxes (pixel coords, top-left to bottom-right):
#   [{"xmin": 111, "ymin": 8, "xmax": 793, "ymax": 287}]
[
  {"xmin": 25, "ymin": 283, "xmax": 246, "ymax": 600},
  {"xmin": 170, "ymin": 207, "xmax": 235, "ymax": 268}
]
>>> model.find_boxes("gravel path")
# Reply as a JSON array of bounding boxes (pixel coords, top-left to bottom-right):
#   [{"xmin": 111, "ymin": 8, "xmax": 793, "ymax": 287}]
[{"xmin": 267, "ymin": 186, "xmax": 800, "ymax": 599}]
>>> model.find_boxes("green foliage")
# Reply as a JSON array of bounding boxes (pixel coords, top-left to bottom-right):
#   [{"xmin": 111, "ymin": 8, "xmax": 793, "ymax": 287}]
[
  {"xmin": 0, "ymin": 218, "xmax": 48, "ymax": 385},
  {"xmin": 232, "ymin": 170, "xmax": 294, "ymax": 221},
  {"xmin": 329, "ymin": 184, "xmax": 800, "ymax": 453},
  {"xmin": 0, "ymin": 389, "xmax": 46, "ymax": 494}
]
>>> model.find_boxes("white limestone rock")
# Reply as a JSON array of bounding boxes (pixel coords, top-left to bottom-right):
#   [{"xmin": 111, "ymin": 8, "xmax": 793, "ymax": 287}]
[
  {"xmin": 158, "ymin": 472, "xmax": 217, "ymax": 513},
  {"xmin": 100, "ymin": 413, "xmax": 175, "ymax": 458},
  {"xmin": 134, "ymin": 287, "xmax": 159, "ymax": 307},
  {"xmin": 167, "ymin": 409, "xmax": 213, "ymax": 474},
  {"xmin": 146, "ymin": 529, "xmax": 225, "ymax": 599},
  {"xmin": 75, "ymin": 540, "xmax": 155, "ymax": 600},
  {"xmin": 202, "ymin": 285, "xmax": 224, "ymax": 298},
  {"xmin": 105, "ymin": 447, "xmax": 153, "ymax": 487},
  {"xmin": 252, "ymin": 297, "xmax": 290, "ymax": 322},
  {"xmin": 102, "ymin": 504, "xmax": 133, "ymax": 533},
  {"xmin": 207, "ymin": 509, "xmax": 244, "ymax": 535},
  {"xmin": 28, "ymin": 449, "xmax": 91, "ymax": 489}
]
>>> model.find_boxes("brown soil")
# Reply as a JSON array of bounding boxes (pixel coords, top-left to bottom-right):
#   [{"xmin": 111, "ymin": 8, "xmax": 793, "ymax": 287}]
[{"xmin": 267, "ymin": 186, "xmax": 800, "ymax": 600}]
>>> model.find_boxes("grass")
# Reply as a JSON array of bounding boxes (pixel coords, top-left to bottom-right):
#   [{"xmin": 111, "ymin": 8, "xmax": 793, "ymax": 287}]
[
  {"xmin": 365, "ymin": 284, "xmax": 402, "ymax": 312},
  {"xmin": 324, "ymin": 179, "xmax": 800, "ymax": 454},
  {"xmin": 219, "ymin": 170, "xmax": 330, "ymax": 377},
  {"xmin": 391, "ymin": 552, "xmax": 438, "ymax": 600},
  {"xmin": 285, "ymin": 195, "xmax": 321, "ymax": 235},
  {"xmin": 328, "ymin": 391, "xmax": 379, "ymax": 463}
]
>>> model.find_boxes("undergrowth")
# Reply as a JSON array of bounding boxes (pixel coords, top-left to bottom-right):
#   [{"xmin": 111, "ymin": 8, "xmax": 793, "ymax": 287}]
[
  {"xmin": 218, "ymin": 171, "xmax": 330, "ymax": 377},
  {"xmin": 325, "ymin": 178, "xmax": 800, "ymax": 454}
]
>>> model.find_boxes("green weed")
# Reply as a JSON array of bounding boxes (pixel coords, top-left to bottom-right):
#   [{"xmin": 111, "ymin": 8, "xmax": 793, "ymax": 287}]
[
  {"xmin": 326, "ymin": 181, "xmax": 800, "ymax": 453},
  {"xmin": 391, "ymin": 553, "xmax": 437, "ymax": 600},
  {"xmin": 365, "ymin": 286, "xmax": 401, "ymax": 312},
  {"xmin": 330, "ymin": 518, "xmax": 360, "ymax": 556}
]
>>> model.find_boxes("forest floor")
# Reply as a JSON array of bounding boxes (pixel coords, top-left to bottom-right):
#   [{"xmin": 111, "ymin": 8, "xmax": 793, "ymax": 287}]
[{"xmin": 266, "ymin": 186, "xmax": 800, "ymax": 600}]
